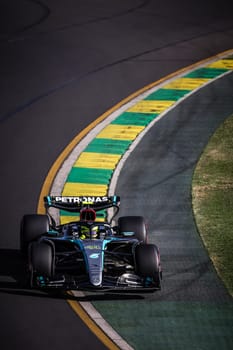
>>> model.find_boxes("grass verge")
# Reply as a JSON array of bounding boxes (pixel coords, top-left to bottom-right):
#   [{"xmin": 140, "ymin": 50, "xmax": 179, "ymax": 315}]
[{"xmin": 192, "ymin": 114, "xmax": 233, "ymax": 297}]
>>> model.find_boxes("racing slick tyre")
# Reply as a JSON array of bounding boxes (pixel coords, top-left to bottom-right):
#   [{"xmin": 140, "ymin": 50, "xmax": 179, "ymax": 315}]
[
  {"xmin": 29, "ymin": 241, "xmax": 55, "ymax": 280},
  {"xmin": 118, "ymin": 216, "xmax": 147, "ymax": 242},
  {"xmin": 135, "ymin": 243, "xmax": 161, "ymax": 288},
  {"xmin": 20, "ymin": 214, "xmax": 50, "ymax": 255}
]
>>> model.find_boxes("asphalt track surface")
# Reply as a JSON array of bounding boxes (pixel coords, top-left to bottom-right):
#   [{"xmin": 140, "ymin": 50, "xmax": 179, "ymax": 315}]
[
  {"xmin": 113, "ymin": 72, "xmax": 233, "ymax": 300},
  {"xmin": 1, "ymin": 1, "xmax": 233, "ymax": 349}
]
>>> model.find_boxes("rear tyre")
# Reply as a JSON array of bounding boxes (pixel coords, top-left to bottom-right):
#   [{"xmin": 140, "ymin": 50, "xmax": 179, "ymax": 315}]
[
  {"xmin": 29, "ymin": 241, "xmax": 55, "ymax": 279},
  {"xmin": 135, "ymin": 243, "xmax": 161, "ymax": 288},
  {"xmin": 20, "ymin": 214, "xmax": 49, "ymax": 255},
  {"xmin": 118, "ymin": 216, "xmax": 147, "ymax": 242}
]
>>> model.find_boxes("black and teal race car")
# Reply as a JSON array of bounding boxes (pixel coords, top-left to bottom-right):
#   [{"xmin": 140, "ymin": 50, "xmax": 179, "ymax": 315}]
[{"xmin": 20, "ymin": 195, "xmax": 162, "ymax": 292}]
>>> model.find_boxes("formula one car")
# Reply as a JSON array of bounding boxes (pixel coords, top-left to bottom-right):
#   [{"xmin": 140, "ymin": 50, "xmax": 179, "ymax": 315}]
[{"xmin": 20, "ymin": 195, "xmax": 162, "ymax": 292}]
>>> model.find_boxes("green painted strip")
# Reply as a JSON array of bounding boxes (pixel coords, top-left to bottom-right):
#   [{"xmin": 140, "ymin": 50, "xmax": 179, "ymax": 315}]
[
  {"xmin": 60, "ymin": 210, "xmax": 79, "ymax": 216},
  {"xmin": 96, "ymin": 210, "xmax": 106, "ymax": 219},
  {"xmin": 111, "ymin": 112, "xmax": 158, "ymax": 126},
  {"xmin": 60, "ymin": 209, "xmax": 106, "ymax": 219},
  {"xmin": 67, "ymin": 167, "xmax": 113, "ymax": 184},
  {"xmin": 185, "ymin": 67, "xmax": 229, "ymax": 78},
  {"xmin": 85, "ymin": 138, "xmax": 131, "ymax": 154},
  {"xmin": 145, "ymin": 88, "xmax": 190, "ymax": 101}
]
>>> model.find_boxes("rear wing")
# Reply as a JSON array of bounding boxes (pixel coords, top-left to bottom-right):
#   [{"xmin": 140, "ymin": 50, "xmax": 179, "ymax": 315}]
[{"xmin": 44, "ymin": 195, "xmax": 120, "ymax": 212}]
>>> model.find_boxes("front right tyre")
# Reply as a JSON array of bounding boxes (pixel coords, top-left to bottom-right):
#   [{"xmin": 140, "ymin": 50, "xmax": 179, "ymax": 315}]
[
  {"xmin": 20, "ymin": 214, "xmax": 50, "ymax": 255},
  {"xmin": 135, "ymin": 243, "xmax": 161, "ymax": 289},
  {"xmin": 28, "ymin": 241, "xmax": 55, "ymax": 287}
]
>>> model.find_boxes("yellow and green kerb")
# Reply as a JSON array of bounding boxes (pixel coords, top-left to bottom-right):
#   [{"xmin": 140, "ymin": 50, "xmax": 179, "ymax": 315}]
[{"xmin": 60, "ymin": 55, "xmax": 233, "ymax": 224}]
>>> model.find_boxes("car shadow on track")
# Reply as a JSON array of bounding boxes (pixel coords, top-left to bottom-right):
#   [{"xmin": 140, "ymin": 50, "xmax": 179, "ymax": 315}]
[
  {"xmin": 0, "ymin": 249, "xmax": 27, "ymax": 287},
  {"xmin": 0, "ymin": 249, "xmax": 144, "ymax": 301}
]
